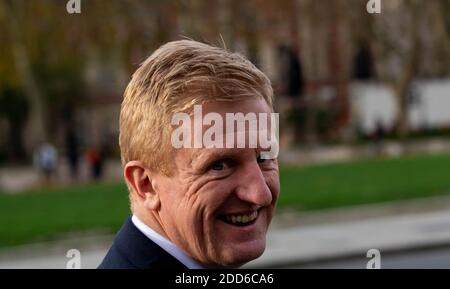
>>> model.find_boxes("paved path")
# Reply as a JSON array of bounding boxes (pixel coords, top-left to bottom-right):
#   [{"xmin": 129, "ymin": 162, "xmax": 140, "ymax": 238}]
[
  {"xmin": 293, "ymin": 246, "xmax": 450, "ymax": 269},
  {"xmin": 0, "ymin": 235, "xmax": 112, "ymax": 269},
  {"xmin": 246, "ymin": 209, "xmax": 450, "ymax": 268}
]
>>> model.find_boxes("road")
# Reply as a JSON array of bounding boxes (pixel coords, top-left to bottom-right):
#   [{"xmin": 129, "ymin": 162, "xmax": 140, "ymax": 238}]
[
  {"xmin": 292, "ymin": 246, "xmax": 450, "ymax": 269},
  {"xmin": 2, "ymin": 244, "xmax": 450, "ymax": 269}
]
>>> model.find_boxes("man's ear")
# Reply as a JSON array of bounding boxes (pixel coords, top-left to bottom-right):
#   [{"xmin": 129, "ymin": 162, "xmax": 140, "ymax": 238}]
[{"xmin": 124, "ymin": 161, "xmax": 160, "ymax": 211}]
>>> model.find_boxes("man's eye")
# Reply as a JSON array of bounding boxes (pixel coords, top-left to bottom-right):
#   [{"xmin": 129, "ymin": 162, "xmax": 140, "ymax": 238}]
[{"xmin": 210, "ymin": 161, "xmax": 226, "ymax": 171}]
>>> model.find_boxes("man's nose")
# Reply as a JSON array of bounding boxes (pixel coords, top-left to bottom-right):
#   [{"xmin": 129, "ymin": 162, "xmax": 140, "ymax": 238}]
[{"xmin": 234, "ymin": 161, "xmax": 272, "ymax": 207}]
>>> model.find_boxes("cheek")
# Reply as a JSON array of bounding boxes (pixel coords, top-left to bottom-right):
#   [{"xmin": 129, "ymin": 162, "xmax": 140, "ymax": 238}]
[
  {"xmin": 182, "ymin": 181, "xmax": 234, "ymax": 245},
  {"xmin": 194, "ymin": 180, "xmax": 236, "ymax": 213},
  {"xmin": 157, "ymin": 181, "xmax": 189, "ymax": 221},
  {"xmin": 185, "ymin": 180, "xmax": 238, "ymax": 229},
  {"xmin": 265, "ymin": 171, "xmax": 280, "ymax": 203}
]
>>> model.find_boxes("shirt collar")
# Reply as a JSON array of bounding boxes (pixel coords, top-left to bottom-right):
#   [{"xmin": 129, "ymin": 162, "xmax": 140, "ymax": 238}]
[{"xmin": 131, "ymin": 215, "xmax": 204, "ymax": 269}]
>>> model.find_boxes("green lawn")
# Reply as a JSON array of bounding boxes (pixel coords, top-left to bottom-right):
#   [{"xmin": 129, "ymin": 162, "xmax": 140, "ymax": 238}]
[
  {"xmin": 279, "ymin": 152, "xmax": 450, "ymax": 210},
  {"xmin": 1, "ymin": 152, "xmax": 450, "ymax": 247},
  {"xmin": 0, "ymin": 182, "xmax": 130, "ymax": 247}
]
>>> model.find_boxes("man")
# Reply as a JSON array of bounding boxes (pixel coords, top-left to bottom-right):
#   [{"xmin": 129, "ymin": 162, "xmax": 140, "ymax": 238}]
[{"xmin": 98, "ymin": 40, "xmax": 280, "ymax": 269}]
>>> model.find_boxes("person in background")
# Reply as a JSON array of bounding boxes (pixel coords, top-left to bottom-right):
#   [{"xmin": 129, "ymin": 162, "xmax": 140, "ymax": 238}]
[
  {"xmin": 65, "ymin": 126, "xmax": 80, "ymax": 181},
  {"xmin": 33, "ymin": 142, "xmax": 58, "ymax": 185},
  {"xmin": 86, "ymin": 146, "xmax": 104, "ymax": 181}
]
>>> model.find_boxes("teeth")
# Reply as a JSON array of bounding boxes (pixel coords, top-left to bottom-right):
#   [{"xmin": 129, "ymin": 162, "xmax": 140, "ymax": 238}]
[{"xmin": 225, "ymin": 211, "xmax": 258, "ymax": 224}]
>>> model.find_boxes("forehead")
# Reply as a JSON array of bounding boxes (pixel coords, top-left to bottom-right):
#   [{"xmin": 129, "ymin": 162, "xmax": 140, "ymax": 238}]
[
  {"xmin": 191, "ymin": 147, "xmax": 257, "ymax": 165},
  {"xmin": 171, "ymin": 98, "xmax": 275, "ymax": 167}
]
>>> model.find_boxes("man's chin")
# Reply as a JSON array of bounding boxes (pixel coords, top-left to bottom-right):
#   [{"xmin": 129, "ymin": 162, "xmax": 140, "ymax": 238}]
[{"xmin": 216, "ymin": 239, "xmax": 266, "ymax": 267}]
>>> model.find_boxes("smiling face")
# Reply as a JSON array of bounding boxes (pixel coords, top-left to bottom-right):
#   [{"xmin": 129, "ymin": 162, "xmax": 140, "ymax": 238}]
[{"xmin": 152, "ymin": 98, "xmax": 280, "ymax": 267}]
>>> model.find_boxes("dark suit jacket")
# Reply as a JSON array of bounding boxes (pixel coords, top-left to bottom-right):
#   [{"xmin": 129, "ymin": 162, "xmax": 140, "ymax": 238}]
[{"xmin": 98, "ymin": 216, "xmax": 188, "ymax": 269}]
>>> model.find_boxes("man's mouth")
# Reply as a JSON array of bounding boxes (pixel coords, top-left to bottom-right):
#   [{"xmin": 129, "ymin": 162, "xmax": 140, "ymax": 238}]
[{"xmin": 219, "ymin": 209, "xmax": 260, "ymax": 227}]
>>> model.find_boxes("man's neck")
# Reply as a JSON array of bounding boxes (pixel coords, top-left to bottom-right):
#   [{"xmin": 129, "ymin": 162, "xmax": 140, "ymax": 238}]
[
  {"xmin": 131, "ymin": 214, "xmax": 204, "ymax": 269},
  {"xmin": 133, "ymin": 209, "xmax": 168, "ymax": 239}
]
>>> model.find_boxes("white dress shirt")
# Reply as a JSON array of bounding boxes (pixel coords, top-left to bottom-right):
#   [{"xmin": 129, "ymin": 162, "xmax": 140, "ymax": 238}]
[{"xmin": 131, "ymin": 215, "xmax": 203, "ymax": 269}]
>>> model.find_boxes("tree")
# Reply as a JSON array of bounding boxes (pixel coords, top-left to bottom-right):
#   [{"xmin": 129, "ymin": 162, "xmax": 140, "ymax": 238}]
[
  {"xmin": 0, "ymin": 0, "xmax": 47, "ymax": 145},
  {"xmin": 0, "ymin": 85, "xmax": 29, "ymax": 161}
]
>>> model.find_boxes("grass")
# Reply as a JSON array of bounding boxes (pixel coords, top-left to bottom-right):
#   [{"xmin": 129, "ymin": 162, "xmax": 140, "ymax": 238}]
[
  {"xmin": 1, "ymin": 152, "xmax": 450, "ymax": 247},
  {"xmin": 0, "ymin": 182, "xmax": 130, "ymax": 248},
  {"xmin": 279, "ymin": 152, "xmax": 450, "ymax": 210}
]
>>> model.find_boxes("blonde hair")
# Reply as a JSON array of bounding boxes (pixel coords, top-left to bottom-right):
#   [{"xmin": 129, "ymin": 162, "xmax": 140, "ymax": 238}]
[{"xmin": 119, "ymin": 40, "xmax": 274, "ymax": 175}]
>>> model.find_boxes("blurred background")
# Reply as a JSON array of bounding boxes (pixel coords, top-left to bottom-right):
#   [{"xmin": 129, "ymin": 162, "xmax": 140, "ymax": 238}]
[{"xmin": 1, "ymin": 0, "xmax": 450, "ymax": 268}]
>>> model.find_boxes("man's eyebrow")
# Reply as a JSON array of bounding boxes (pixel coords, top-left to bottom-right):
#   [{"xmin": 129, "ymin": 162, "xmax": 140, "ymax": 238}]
[{"xmin": 192, "ymin": 149, "xmax": 242, "ymax": 167}]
